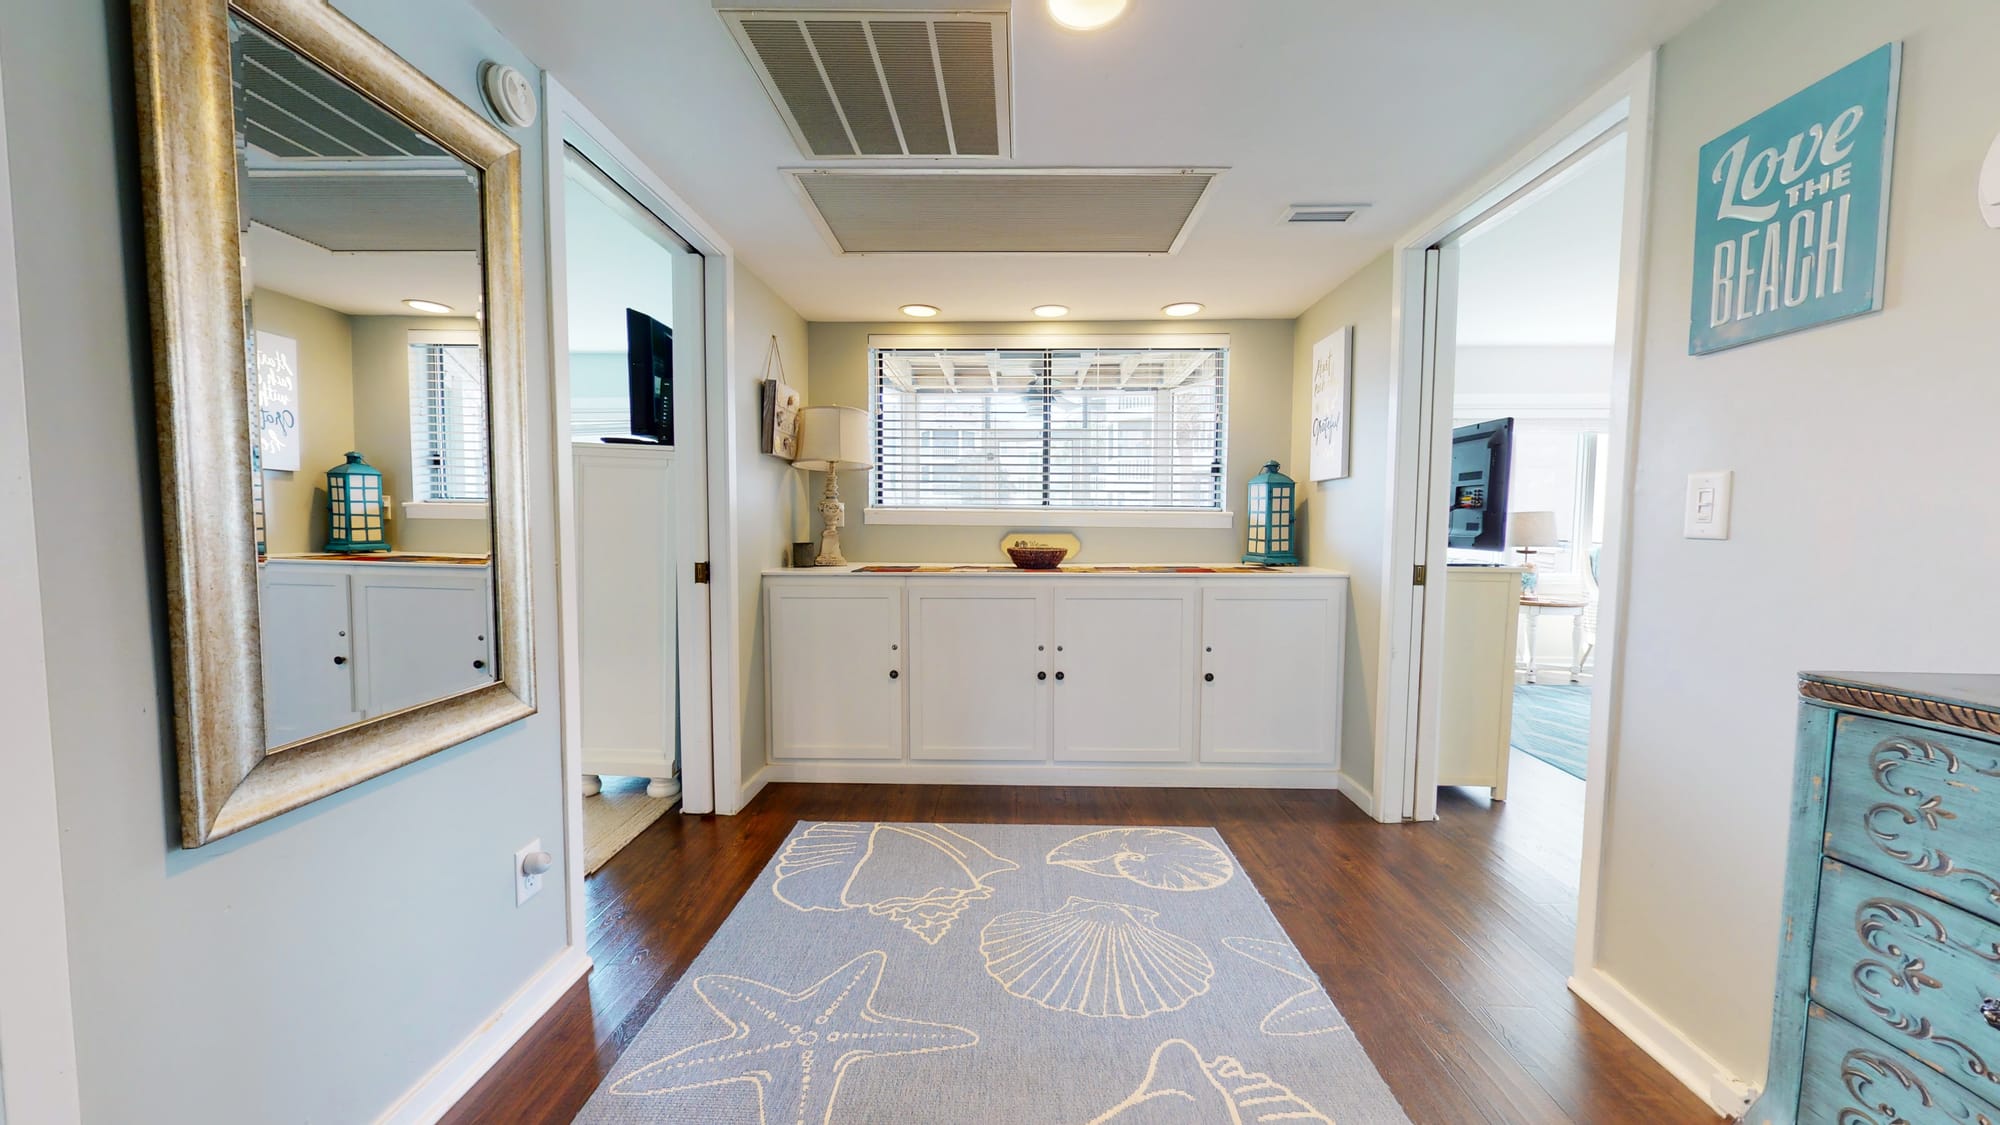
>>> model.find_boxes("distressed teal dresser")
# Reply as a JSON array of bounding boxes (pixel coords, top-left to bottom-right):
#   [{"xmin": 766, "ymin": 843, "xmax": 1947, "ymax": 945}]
[{"xmin": 1750, "ymin": 673, "xmax": 2000, "ymax": 1125}]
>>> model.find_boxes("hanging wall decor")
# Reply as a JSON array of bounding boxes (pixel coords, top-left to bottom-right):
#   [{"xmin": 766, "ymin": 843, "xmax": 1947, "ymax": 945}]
[
  {"xmin": 760, "ymin": 334, "xmax": 802, "ymax": 459},
  {"xmin": 254, "ymin": 329, "xmax": 301, "ymax": 472},
  {"xmin": 1689, "ymin": 43, "xmax": 1901, "ymax": 355},
  {"xmin": 1308, "ymin": 326, "xmax": 1351, "ymax": 481}
]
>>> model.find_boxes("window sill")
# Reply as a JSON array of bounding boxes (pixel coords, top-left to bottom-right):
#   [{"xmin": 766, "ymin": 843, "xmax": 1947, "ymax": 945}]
[
  {"xmin": 403, "ymin": 501, "xmax": 490, "ymax": 521},
  {"xmin": 865, "ymin": 508, "xmax": 1234, "ymax": 530}
]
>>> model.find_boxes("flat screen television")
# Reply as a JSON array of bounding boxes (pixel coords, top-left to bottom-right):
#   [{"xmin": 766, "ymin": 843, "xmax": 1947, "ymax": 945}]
[
  {"xmin": 1447, "ymin": 417, "xmax": 1514, "ymax": 551},
  {"xmin": 622, "ymin": 308, "xmax": 672, "ymax": 444}
]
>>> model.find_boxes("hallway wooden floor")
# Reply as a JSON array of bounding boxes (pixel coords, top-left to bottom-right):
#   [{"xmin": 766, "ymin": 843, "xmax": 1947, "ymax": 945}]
[{"xmin": 443, "ymin": 755, "xmax": 1716, "ymax": 1124}]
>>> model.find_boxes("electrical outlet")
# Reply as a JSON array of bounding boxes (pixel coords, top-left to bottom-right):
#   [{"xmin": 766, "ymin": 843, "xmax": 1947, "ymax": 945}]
[{"xmin": 514, "ymin": 838, "xmax": 551, "ymax": 905}]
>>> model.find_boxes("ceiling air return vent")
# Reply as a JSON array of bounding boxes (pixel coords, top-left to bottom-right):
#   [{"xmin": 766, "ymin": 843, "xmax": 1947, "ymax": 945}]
[
  {"xmin": 1283, "ymin": 203, "xmax": 1368, "ymax": 224},
  {"xmin": 718, "ymin": 5, "xmax": 1011, "ymax": 158},
  {"xmin": 789, "ymin": 168, "xmax": 1220, "ymax": 254}
]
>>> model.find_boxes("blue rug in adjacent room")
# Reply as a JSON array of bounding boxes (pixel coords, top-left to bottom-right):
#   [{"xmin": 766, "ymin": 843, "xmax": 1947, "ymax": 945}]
[
  {"xmin": 576, "ymin": 822, "xmax": 1410, "ymax": 1124},
  {"xmin": 1512, "ymin": 683, "xmax": 1592, "ymax": 779}
]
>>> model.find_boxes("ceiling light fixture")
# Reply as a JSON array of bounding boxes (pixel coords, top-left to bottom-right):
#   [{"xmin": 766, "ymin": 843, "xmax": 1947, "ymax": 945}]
[
  {"xmin": 1161, "ymin": 302, "xmax": 1204, "ymax": 318},
  {"xmin": 1048, "ymin": 0, "xmax": 1128, "ymax": 31},
  {"xmin": 900, "ymin": 304, "xmax": 941, "ymax": 318},
  {"xmin": 403, "ymin": 299, "xmax": 453, "ymax": 314},
  {"xmin": 1032, "ymin": 304, "xmax": 1070, "ymax": 318}
]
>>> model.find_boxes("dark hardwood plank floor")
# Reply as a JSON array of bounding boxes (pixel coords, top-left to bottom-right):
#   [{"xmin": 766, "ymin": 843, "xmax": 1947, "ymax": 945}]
[{"xmin": 443, "ymin": 754, "xmax": 1717, "ymax": 1124}]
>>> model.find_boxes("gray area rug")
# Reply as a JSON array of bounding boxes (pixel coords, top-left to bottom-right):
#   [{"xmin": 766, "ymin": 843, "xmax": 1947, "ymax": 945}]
[{"xmin": 576, "ymin": 822, "xmax": 1409, "ymax": 1124}]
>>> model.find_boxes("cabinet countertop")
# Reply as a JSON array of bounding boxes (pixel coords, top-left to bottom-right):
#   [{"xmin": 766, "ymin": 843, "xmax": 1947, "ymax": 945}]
[
  {"xmin": 763, "ymin": 564, "xmax": 1349, "ymax": 579},
  {"xmin": 263, "ymin": 552, "xmax": 491, "ymax": 567}
]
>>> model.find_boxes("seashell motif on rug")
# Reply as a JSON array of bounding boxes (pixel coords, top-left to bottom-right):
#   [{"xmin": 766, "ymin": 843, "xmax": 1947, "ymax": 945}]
[
  {"xmin": 979, "ymin": 896, "xmax": 1215, "ymax": 1018},
  {"xmin": 1045, "ymin": 827, "xmax": 1237, "ymax": 892},
  {"xmin": 1088, "ymin": 1038, "xmax": 1334, "ymax": 1124},
  {"xmin": 771, "ymin": 822, "xmax": 1019, "ymax": 944}
]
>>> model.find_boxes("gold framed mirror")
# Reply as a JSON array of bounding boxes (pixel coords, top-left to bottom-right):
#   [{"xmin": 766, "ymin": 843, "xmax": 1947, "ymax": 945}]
[{"xmin": 132, "ymin": 0, "xmax": 534, "ymax": 846}]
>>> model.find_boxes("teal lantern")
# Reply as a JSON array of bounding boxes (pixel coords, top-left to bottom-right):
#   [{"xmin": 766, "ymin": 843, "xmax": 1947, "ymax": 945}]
[
  {"xmin": 1243, "ymin": 460, "xmax": 1300, "ymax": 566},
  {"xmin": 324, "ymin": 451, "xmax": 389, "ymax": 553}
]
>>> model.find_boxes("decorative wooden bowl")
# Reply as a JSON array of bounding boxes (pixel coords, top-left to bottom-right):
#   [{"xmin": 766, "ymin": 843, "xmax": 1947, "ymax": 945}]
[{"xmin": 1006, "ymin": 545, "xmax": 1068, "ymax": 570}]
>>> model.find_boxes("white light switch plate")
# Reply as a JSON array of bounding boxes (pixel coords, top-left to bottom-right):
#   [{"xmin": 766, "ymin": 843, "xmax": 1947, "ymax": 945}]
[{"xmin": 1684, "ymin": 470, "xmax": 1733, "ymax": 540}]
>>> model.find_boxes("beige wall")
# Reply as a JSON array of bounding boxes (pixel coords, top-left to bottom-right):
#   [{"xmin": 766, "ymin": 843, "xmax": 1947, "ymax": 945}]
[
  {"xmin": 1287, "ymin": 254, "xmax": 1395, "ymax": 797},
  {"xmin": 250, "ymin": 288, "xmax": 356, "ymax": 555},
  {"xmin": 733, "ymin": 265, "xmax": 811, "ymax": 792},
  {"xmin": 806, "ymin": 319, "xmax": 1296, "ymax": 563},
  {"xmin": 1596, "ymin": 0, "xmax": 2000, "ymax": 1084},
  {"xmin": 350, "ymin": 314, "xmax": 490, "ymax": 555}
]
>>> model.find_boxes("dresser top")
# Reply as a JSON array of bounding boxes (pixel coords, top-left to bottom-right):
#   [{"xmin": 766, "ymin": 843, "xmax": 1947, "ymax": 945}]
[{"xmin": 1800, "ymin": 672, "xmax": 2000, "ymax": 734}]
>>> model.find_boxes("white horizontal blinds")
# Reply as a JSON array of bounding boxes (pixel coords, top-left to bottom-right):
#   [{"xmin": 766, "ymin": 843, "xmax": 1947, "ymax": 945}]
[
  {"xmin": 874, "ymin": 345, "xmax": 1227, "ymax": 511},
  {"xmin": 407, "ymin": 342, "xmax": 490, "ymax": 502}
]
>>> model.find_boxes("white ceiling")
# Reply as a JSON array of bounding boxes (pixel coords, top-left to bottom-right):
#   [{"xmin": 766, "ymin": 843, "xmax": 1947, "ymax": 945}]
[
  {"xmin": 246, "ymin": 223, "xmax": 483, "ymax": 318},
  {"xmin": 475, "ymin": 0, "xmax": 1714, "ymax": 322},
  {"xmin": 1455, "ymin": 133, "xmax": 1627, "ymax": 347}
]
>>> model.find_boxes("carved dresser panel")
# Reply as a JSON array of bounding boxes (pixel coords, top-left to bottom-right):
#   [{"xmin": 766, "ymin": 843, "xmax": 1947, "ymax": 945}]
[{"xmin": 1749, "ymin": 674, "xmax": 2000, "ymax": 1125}]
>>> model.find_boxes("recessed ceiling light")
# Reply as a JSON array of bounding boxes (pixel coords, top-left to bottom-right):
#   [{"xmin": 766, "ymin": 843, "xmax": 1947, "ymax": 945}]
[
  {"xmin": 1048, "ymin": 0, "xmax": 1128, "ymax": 31},
  {"xmin": 403, "ymin": 299, "xmax": 453, "ymax": 314},
  {"xmin": 1032, "ymin": 304, "xmax": 1070, "ymax": 318},
  {"xmin": 1162, "ymin": 302, "xmax": 1204, "ymax": 318},
  {"xmin": 900, "ymin": 304, "xmax": 941, "ymax": 318}
]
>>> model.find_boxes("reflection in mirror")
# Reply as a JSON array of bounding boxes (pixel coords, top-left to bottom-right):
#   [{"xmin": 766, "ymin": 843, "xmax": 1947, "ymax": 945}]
[{"xmin": 230, "ymin": 16, "xmax": 499, "ymax": 750}]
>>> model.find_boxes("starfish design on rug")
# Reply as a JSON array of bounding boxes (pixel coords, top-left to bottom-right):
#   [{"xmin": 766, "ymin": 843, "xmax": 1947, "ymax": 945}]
[{"xmin": 608, "ymin": 950, "xmax": 978, "ymax": 1124}]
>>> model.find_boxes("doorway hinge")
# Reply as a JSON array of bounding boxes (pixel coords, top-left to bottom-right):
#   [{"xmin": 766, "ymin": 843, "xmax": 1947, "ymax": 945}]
[
  {"xmin": 694, "ymin": 562, "xmax": 711, "ymax": 585},
  {"xmin": 1413, "ymin": 564, "xmax": 1428, "ymax": 587}
]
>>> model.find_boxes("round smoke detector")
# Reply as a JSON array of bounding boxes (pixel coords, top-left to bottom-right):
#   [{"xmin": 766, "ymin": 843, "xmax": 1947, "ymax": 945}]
[{"xmin": 480, "ymin": 61, "xmax": 537, "ymax": 130}]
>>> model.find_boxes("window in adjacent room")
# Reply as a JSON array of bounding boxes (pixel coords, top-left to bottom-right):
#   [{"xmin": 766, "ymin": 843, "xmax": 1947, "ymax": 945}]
[
  {"xmin": 869, "ymin": 338, "xmax": 1229, "ymax": 524},
  {"xmin": 406, "ymin": 330, "xmax": 489, "ymax": 506}
]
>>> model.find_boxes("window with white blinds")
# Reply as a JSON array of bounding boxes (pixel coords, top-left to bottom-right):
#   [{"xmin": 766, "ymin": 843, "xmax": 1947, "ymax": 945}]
[
  {"xmin": 871, "ymin": 341, "xmax": 1228, "ymax": 517},
  {"xmin": 407, "ymin": 334, "xmax": 489, "ymax": 504}
]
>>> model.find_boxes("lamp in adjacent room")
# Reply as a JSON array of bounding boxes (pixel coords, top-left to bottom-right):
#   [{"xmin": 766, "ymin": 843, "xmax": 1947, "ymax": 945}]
[
  {"xmin": 1242, "ymin": 461, "xmax": 1301, "ymax": 566},
  {"xmin": 1507, "ymin": 510, "xmax": 1559, "ymax": 594},
  {"xmin": 793, "ymin": 405, "xmax": 873, "ymax": 566}
]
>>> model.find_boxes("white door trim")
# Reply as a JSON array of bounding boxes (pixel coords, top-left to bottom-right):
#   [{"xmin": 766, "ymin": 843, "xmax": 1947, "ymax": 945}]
[
  {"xmin": 1371, "ymin": 53, "xmax": 1657, "ymax": 985},
  {"xmin": 0, "ymin": 59, "xmax": 84, "ymax": 1124}
]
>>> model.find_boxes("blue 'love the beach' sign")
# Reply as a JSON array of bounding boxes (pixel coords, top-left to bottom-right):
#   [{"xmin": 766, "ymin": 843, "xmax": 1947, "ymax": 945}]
[{"xmin": 1689, "ymin": 44, "xmax": 1900, "ymax": 355}]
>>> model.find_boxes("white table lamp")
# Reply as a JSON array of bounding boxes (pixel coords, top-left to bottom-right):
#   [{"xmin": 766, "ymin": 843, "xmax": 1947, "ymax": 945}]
[
  {"xmin": 1507, "ymin": 510, "xmax": 1559, "ymax": 592},
  {"xmin": 794, "ymin": 405, "xmax": 873, "ymax": 566}
]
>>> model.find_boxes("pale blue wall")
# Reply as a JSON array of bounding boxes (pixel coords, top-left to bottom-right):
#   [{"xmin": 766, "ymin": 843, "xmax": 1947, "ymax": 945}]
[{"xmin": 0, "ymin": 0, "xmax": 568, "ymax": 1120}]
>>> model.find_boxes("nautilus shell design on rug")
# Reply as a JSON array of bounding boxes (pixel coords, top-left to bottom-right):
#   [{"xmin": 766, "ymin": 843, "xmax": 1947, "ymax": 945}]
[
  {"xmin": 980, "ymin": 897, "xmax": 1214, "ymax": 1019},
  {"xmin": 1046, "ymin": 828, "xmax": 1236, "ymax": 892},
  {"xmin": 772, "ymin": 822, "xmax": 1019, "ymax": 944},
  {"xmin": 1087, "ymin": 1038, "xmax": 1334, "ymax": 1124},
  {"xmin": 1222, "ymin": 936, "xmax": 1347, "ymax": 1037}
]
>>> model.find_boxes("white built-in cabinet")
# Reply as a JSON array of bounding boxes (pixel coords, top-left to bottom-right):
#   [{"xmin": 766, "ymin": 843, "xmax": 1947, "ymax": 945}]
[
  {"xmin": 259, "ymin": 557, "xmax": 494, "ymax": 748},
  {"xmin": 765, "ymin": 570, "xmax": 1345, "ymax": 786}
]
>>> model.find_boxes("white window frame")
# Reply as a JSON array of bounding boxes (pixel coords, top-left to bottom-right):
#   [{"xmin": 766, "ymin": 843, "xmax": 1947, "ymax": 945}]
[
  {"xmin": 864, "ymin": 333, "xmax": 1233, "ymax": 529},
  {"xmin": 403, "ymin": 328, "xmax": 490, "ymax": 520}
]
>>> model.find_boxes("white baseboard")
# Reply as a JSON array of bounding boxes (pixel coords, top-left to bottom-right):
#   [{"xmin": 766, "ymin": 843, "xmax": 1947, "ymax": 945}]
[
  {"xmin": 763, "ymin": 761, "xmax": 1341, "ymax": 790},
  {"xmin": 1568, "ymin": 967, "xmax": 1754, "ymax": 1119},
  {"xmin": 738, "ymin": 764, "xmax": 771, "ymax": 811},
  {"xmin": 376, "ymin": 945, "xmax": 591, "ymax": 1125},
  {"xmin": 1336, "ymin": 772, "xmax": 1381, "ymax": 819}
]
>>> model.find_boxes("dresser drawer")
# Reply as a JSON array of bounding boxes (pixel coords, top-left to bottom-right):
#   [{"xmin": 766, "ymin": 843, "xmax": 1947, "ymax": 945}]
[
  {"xmin": 1825, "ymin": 715, "xmax": 2000, "ymax": 926},
  {"xmin": 1800, "ymin": 1004, "xmax": 1999, "ymax": 1125},
  {"xmin": 1811, "ymin": 859, "xmax": 2000, "ymax": 1103}
]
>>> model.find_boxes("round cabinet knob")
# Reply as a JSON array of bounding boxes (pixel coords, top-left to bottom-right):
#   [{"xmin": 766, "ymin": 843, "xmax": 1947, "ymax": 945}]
[
  {"xmin": 889, "ymin": 669, "xmax": 900, "ymax": 680},
  {"xmin": 333, "ymin": 655, "xmax": 347, "ymax": 666},
  {"xmin": 473, "ymin": 659, "xmax": 487, "ymax": 670},
  {"xmin": 1204, "ymin": 672, "xmax": 1215, "ymax": 682},
  {"xmin": 520, "ymin": 850, "xmax": 554, "ymax": 877},
  {"xmin": 1983, "ymin": 998, "xmax": 2000, "ymax": 1029},
  {"xmin": 1055, "ymin": 671, "xmax": 1065, "ymax": 681},
  {"xmin": 1037, "ymin": 671, "xmax": 1047, "ymax": 681}
]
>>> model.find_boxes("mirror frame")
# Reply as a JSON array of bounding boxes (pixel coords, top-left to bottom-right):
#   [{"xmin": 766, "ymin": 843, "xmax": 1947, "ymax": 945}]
[{"xmin": 132, "ymin": 0, "xmax": 535, "ymax": 847}]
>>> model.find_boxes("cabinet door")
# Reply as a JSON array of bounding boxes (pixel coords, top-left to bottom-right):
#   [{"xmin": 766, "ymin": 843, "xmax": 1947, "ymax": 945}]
[
  {"xmin": 1052, "ymin": 583, "xmax": 1197, "ymax": 763},
  {"xmin": 1199, "ymin": 583, "xmax": 1342, "ymax": 765},
  {"xmin": 908, "ymin": 582, "xmax": 1049, "ymax": 762},
  {"xmin": 767, "ymin": 582, "xmax": 904, "ymax": 760},
  {"xmin": 352, "ymin": 568, "xmax": 495, "ymax": 717},
  {"xmin": 259, "ymin": 566, "xmax": 359, "ymax": 747}
]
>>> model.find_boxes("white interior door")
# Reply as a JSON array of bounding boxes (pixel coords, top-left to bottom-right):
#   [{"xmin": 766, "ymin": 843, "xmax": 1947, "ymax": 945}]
[
  {"xmin": 908, "ymin": 582, "xmax": 1049, "ymax": 762},
  {"xmin": 1051, "ymin": 583, "xmax": 1196, "ymax": 763},
  {"xmin": 1407, "ymin": 241, "xmax": 1462, "ymax": 821}
]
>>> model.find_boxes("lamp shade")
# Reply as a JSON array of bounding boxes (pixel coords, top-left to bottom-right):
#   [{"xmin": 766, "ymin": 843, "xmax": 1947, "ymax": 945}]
[
  {"xmin": 1508, "ymin": 510, "xmax": 1559, "ymax": 549},
  {"xmin": 793, "ymin": 405, "xmax": 873, "ymax": 472}
]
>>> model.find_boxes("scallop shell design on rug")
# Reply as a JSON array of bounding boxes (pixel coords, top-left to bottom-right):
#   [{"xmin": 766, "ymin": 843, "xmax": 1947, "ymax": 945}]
[
  {"xmin": 1087, "ymin": 1038, "xmax": 1333, "ymax": 1124},
  {"xmin": 772, "ymin": 822, "xmax": 1018, "ymax": 944},
  {"xmin": 1046, "ymin": 827, "xmax": 1235, "ymax": 892},
  {"xmin": 979, "ymin": 897, "xmax": 1214, "ymax": 1018}
]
